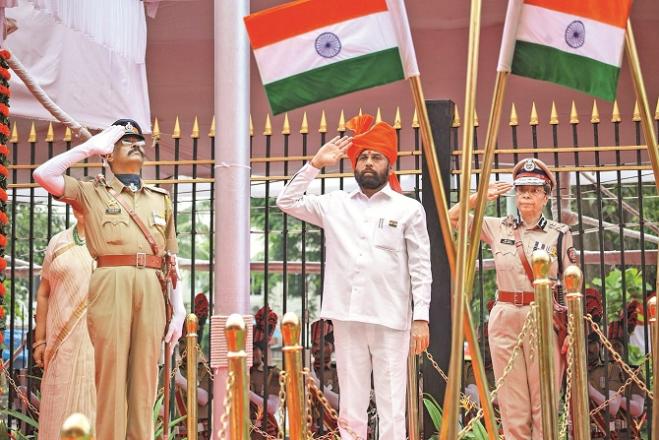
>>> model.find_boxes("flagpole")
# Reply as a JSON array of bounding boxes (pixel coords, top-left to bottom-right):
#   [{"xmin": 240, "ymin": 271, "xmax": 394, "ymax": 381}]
[
  {"xmin": 439, "ymin": 0, "xmax": 482, "ymax": 438},
  {"xmin": 624, "ymin": 19, "xmax": 659, "ymax": 436},
  {"xmin": 409, "ymin": 76, "xmax": 499, "ymax": 440}
]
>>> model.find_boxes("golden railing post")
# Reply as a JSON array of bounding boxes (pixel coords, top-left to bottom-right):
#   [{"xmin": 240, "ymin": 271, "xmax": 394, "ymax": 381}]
[
  {"xmin": 406, "ymin": 351, "xmax": 419, "ymax": 440},
  {"xmin": 281, "ymin": 312, "xmax": 307, "ymax": 440},
  {"xmin": 564, "ymin": 265, "xmax": 589, "ymax": 440},
  {"xmin": 225, "ymin": 314, "xmax": 249, "ymax": 440},
  {"xmin": 532, "ymin": 250, "xmax": 558, "ymax": 439},
  {"xmin": 648, "ymin": 295, "xmax": 658, "ymax": 435},
  {"xmin": 186, "ymin": 314, "xmax": 199, "ymax": 440},
  {"xmin": 60, "ymin": 413, "xmax": 93, "ymax": 440}
]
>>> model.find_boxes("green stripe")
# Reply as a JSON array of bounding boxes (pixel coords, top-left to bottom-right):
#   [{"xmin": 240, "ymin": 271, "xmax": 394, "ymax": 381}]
[
  {"xmin": 512, "ymin": 41, "xmax": 620, "ymax": 101},
  {"xmin": 264, "ymin": 48, "xmax": 404, "ymax": 114}
]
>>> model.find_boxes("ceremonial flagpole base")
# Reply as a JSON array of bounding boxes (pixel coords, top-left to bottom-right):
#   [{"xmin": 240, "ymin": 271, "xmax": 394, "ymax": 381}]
[
  {"xmin": 225, "ymin": 314, "xmax": 249, "ymax": 440},
  {"xmin": 281, "ymin": 313, "xmax": 308, "ymax": 440}
]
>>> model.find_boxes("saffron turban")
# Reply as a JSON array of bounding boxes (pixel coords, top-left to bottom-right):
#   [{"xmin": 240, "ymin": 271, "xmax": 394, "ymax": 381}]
[{"xmin": 345, "ymin": 114, "xmax": 401, "ymax": 192}]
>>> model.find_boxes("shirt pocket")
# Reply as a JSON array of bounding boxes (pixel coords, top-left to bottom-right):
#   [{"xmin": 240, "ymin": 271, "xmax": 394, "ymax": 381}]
[
  {"xmin": 373, "ymin": 221, "xmax": 404, "ymax": 253},
  {"xmin": 151, "ymin": 210, "xmax": 167, "ymax": 240},
  {"xmin": 101, "ymin": 213, "xmax": 130, "ymax": 245},
  {"xmin": 492, "ymin": 247, "xmax": 518, "ymax": 271}
]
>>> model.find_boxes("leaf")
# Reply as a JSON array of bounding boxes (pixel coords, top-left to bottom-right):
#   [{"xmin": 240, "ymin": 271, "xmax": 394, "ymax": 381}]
[
  {"xmin": 422, "ymin": 393, "xmax": 443, "ymax": 432},
  {"xmin": 0, "ymin": 409, "xmax": 39, "ymax": 430}
]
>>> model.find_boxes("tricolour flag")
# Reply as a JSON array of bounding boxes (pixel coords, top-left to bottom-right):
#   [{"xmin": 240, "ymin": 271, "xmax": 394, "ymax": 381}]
[
  {"xmin": 244, "ymin": 0, "xmax": 419, "ymax": 115},
  {"xmin": 497, "ymin": 0, "xmax": 633, "ymax": 101}
]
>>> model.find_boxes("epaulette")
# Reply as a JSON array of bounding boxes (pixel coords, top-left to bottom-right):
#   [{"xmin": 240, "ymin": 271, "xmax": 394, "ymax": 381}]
[
  {"xmin": 502, "ymin": 215, "xmax": 517, "ymax": 228},
  {"xmin": 546, "ymin": 220, "xmax": 569, "ymax": 233},
  {"xmin": 94, "ymin": 173, "xmax": 109, "ymax": 187},
  {"xmin": 144, "ymin": 184, "xmax": 170, "ymax": 196}
]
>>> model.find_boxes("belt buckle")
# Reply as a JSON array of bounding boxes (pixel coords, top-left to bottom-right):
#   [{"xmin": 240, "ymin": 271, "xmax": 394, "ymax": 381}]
[
  {"xmin": 513, "ymin": 291, "xmax": 524, "ymax": 306},
  {"xmin": 136, "ymin": 252, "xmax": 146, "ymax": 268}
]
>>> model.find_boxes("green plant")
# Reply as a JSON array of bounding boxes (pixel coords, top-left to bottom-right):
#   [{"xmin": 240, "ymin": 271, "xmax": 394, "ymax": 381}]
[
  {"xmin": 153, "ymin": 393, "xmax": 186, "ymax": 439},
  {"xmin": 422, "ymin": 393, "xmax": 490, "ymax": 440},
  {"xmin": 591, "ymin": 267, "xmax": 651, "ymax": 323}
]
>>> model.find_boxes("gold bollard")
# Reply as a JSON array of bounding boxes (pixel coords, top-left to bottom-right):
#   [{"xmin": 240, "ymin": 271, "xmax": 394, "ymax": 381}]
[
  {"xmin": 225, "ymin": 313, "xmax": 250, "ymax": 440},
  {"xmin": 564, "ymin": 265, "xmax": 589, "ymax": 440},
  {"xmin": 186, "ymin": 314, "xmax": 199, "ymax": 440},
  {"xmin": 60, "ymin": 413, "xmax": 93, "ymax": 440},
  {"xmin": 406, "ymin": 351, "xmax": 420, "ymax": 440},
  {"xmin": 281, "ymin": 312, "xmax": 308, "ymax": 440},
  {"xmin": 532, "ymin": 250, "xmax": 558, "ymax": 439},
  {"xmin": 648, "ymin": 296, "xmax": 658, "ymax": 436}
]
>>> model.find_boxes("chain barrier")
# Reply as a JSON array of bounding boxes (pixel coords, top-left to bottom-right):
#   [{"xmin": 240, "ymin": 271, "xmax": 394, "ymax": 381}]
[
  {"xmin": 456, "ymin": 305, "xmax": 536, "ymax": 438},
  {"xmin": 277, "ymin": 370, "xmax": 288, "ymax": 440},
  {"xmin": 216, "ymin": 371, "xmax": 235, "ymax": 440},
  {"xmin": 0, "ymin": 364, "xmax": 40, "ymax": 416},
  {"xmin": 584, "ymin": 314, "xmax": 653, "ymax": 399},
  {"xmin": 302, "ymin": 368, "xmax": 315, "ymax": 439},
  {"xmin": 559, "ymin": 310, "xmax": 576, "ymax": 439},
  {"xmin": 589, "ymin": 357, "xmax": 651, "ymax": 417}
]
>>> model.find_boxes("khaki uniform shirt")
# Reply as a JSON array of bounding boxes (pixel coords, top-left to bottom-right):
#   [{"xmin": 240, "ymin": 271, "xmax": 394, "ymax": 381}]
[
  {"xmin": 59, "ymin": 175, "xmax": 178, "ymax": 257},
  {"xmin": 481, "ymin": 214, "xmax": 575, "ymax": 292}
]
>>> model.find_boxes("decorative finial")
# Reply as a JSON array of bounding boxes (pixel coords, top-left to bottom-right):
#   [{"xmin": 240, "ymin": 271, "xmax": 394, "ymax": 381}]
[{"xmin": 569, "ymin": 101, "xmax": 579, "ymax": 125}]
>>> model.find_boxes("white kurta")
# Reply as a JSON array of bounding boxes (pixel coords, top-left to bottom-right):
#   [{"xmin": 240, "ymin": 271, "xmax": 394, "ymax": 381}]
[
  {"xmin": 276, "ymin": 163, "xmax": 432, "ymax": 440},
  {"xmin": 276, "ymin": 163, "xmax": 432, "ymax": 330}
]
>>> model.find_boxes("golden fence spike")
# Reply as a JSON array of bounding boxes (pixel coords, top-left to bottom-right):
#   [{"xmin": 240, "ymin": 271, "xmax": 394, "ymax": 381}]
[
  {"xmin": 473, "ymin": 108, "xmax": 479, "ymax": 127},
  {"xmin": 591, "ymin": 100, "xmax": 600, "ymax": 124},
  {"xmin": 264, "ymin": 114, "xmax": 272, "ymax": 136},
  {"xmin": 375, "ymin": 107, "xmax": 382, "ymax": 123},
  {"xmin": 632, "ymin": 100, "xmax": 641, "ymax": 122},
  {"xmin": 28, "ymin": 121, "xmax": 36, "ymax": 143},
  {"xmin": 318, "ymin": 110, "xmax": 327, "ymax": 133},
  {"xmin": 393, "ymin": 106, "xmax": 402, "ymax": 129},
  {"xmin": 338, "ymin": 110, "xmax": 346, "ymax": 131},
  {"xmin": 299, "ymin": 112, "xmax": 308, "ymax": 134},
  {"xmin": 209, "ymin": 116, "xmax": 216, "ymax": 138},
  {"xmin": 655, "ymin": 97, "xmax": 659, "ymax": 120},
  {"xmin": 412, "ymin": 107, "xmax": 420, "ymax": 128},
  {"xmin": 529, "ymin": 102, "xmax": 539, "ymax": 126},
  {"xmin": 358, "ymin": 107, "xmax": 363, "ymax": 116},
  {"xmin": 45, "ymin": 122, "xmax": 54, "ymax": 142},
  {"xmin": 282, "ymin": 113, "xmax": 291, "ymax": 135},
  {"xmin": 172, "ymin": 116, "xmax": 181, "ymax": 139},
  {"xmin": 63, "ymin": 126, "xmax": 72, "ymax": 142},
  {"xmin": 611, "ymin": 100, "xmax": 622, "ymax": 123},
  {"xmin": 191, "ymin": 116, "xmax": 200, "ymax": 139},
  {"xmin": 452, "ymin": 104, "xmax": 461, "ymax": 127},
  {"xmin": 10, "ymin": 121, "xmax": 18, "ymax": 143},
  {"xmin": 248, "ymin": 114, "xmax": 252, "ymax": 137},
  {"xmin": 550, "ymin": 101, "xmax": 559, "ymax": 125},
  {"xmin": 569, "ymin": 101, "xmax": 579, "ymax": 125},
  {"xmin": 152, "ymin": 117, "xmax": 161, "ymax": 141},
  {"xmin": 509, "ymin": 103, "xmax": 519, "ymax": 126}
]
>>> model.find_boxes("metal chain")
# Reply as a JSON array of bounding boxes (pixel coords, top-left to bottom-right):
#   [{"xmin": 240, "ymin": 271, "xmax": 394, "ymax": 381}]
[
  {"xmin": 560, "ymin": 311, "xmax": 576, "ymax": 439},
  {"xmin": 589, "ymin": 362, "xmax": 649, "ymax": 417},
  {"xmin": 305, "ymin": 373, "xmax": 362, "ymax": 440},
  {"xmin": 584, "ymin": 314, "xmax": 653, "ymax": 399},
  {"xmin": 195, "ymin": 342, "xmax": 216, "ymax": 380},
  {"xmin": 277, "ymin": 370, "xmax": 288, "ymax": 440},
  {"xmin": 302, "ymin": 368, "xmax": 315, "ymax": 439},
  {"xmin": 0, "ymin": 365, "xmax": 40, "ymax": 416},
  {"xmin": 216, "ymin": 371, "xmax": 235, "ymax": 440},
  {"xmin": 457, "ymin": 306, "xmax": 536, "ymax": 438}
]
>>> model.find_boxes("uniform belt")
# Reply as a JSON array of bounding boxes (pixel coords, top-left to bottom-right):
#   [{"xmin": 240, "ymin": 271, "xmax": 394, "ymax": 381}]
[
  {"xmin": 498, "ymin": 291, "xmax": 535, "ymax": 306},
  {"xmin": 96, "ymin": 254, "xmax": 162, "ymax": 269}
]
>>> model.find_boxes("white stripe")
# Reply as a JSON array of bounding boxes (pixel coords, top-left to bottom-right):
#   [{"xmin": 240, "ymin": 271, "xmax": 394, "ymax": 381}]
[
  {"xmin": 254, "ymin": 11, "xmax": 400, "ymax": 84},
  {"xmin": 497, "ymin": 0, "xmax": 523, "ymax": 72},
  {"xmin": 385, "ymin": 0, "xmax": 419, "ymax": 78},
  {"xmin": 515, "ymin": 4, "xmax": 625, "ymax": 67}
]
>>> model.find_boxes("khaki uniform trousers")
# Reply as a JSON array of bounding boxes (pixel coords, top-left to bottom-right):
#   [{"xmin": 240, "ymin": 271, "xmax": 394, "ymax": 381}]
[
  {"xmin": 87, "ymin": 266, "xmax": 166, "ymax": 440},
  {"xmin": 488, "ymin": 302, "xmax": 561, "ymax": 440}
]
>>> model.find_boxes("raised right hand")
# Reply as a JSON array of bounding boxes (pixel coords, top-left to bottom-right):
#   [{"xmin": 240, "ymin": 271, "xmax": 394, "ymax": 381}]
[
  {"xmin": 310, "ymin": 136, "xmax": 352, "ymax": 169},
  {"xmin": 83, "ymin": 125, "xmax": 125, "ymax": 157}
]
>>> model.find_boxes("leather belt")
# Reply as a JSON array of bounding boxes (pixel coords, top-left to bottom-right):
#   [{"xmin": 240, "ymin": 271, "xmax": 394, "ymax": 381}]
[
  {"xmin": 96, "ymin": 254, "xmax": 163, "ymax": 270},
  {"xmin": 498, "ymin": 291, "xmax": 535, "ymax": 306}
]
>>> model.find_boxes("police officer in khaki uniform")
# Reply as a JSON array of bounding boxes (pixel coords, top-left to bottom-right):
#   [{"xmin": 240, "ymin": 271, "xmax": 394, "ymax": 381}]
[
  {"xmin": 449, "ymin": 158, "xmax": 576, "ymax": 439},
  {"xmin": 34, "ymin": 120, "xmax": 186, "ymax": 439}
]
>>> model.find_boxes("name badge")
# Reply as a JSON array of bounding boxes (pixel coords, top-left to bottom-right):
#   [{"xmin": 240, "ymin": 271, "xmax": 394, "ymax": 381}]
[
  {"xmin": 105, "ymin": 207, "xmax": 121, "ymax": 215},
  {"xmin": 500, "ymin": 238, "xmax": 515, "ymax": 245},
  {"xmin": 388, "ymin": 220, "xmax": 398, "ymax": 228},
  {"xmin": 153, "ymin": 211, "xmax": 166, "ymax": 226}
]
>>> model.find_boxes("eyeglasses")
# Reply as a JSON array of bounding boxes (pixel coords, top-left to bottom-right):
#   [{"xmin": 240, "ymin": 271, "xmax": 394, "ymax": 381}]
[
  {"xmin": 120, "ymin": 139, "xmax": 146, "ymax": 148},
  {"xmin": 515, "ymin": 186, "xmax": 546, "ymax": 196}
]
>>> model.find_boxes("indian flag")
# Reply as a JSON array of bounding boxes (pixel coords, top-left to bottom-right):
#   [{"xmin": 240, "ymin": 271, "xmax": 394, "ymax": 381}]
[
  {"xmin": 498, "ymin": 0, "xmax": 633, "ymax": 101},
  {"xmin": 244, "ymin": 0, "xmax": 419, "ymax": 115}
]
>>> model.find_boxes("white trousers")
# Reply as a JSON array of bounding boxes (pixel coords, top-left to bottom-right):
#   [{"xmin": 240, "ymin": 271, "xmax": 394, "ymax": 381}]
[{"xmin": 332, "ymin": 320, "xmax": 410, "ymax": 440}]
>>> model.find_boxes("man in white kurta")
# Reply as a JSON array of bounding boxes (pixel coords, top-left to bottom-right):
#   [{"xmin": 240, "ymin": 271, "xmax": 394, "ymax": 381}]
[{"xmin": 276, "ymin": 114, "xmax": 432, "ymax": 440}]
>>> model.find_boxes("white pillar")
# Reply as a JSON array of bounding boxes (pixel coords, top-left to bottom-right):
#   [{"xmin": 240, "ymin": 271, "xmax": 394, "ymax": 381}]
[{"xmin": 213, "ymin": 1, "xmax": 251, "ymax": 437}]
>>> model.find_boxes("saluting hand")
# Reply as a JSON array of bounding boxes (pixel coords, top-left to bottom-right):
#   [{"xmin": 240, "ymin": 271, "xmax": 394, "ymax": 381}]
[
  {"xmin": 310, "ymin": 136, "xmax": 352, "ymax": 169},
  {"xmin": 83, "ymin": 125, "xmax": 125, "ymax": 157},
  {"xmin": 411, "ymin": 320, "xmax": 430, "ymax": 355},
  {"xmin": 469, "ymin": 181, "xmax": 512, "ymax": 207}
]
